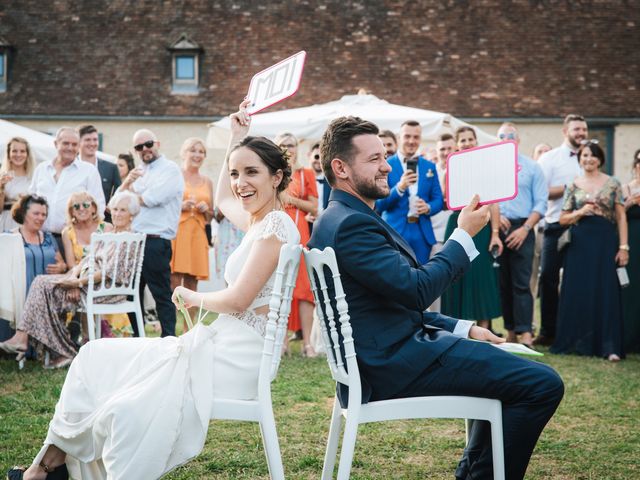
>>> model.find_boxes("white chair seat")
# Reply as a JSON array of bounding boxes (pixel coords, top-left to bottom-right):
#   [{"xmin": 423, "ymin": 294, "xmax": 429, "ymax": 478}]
[{"xmin": 304, "ymin": 246, "xmax": 505, "ymax": 480}]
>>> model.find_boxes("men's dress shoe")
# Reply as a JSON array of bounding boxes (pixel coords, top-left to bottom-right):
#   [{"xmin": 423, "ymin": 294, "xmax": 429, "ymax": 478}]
[{"xmin": 532, "ymin": 335, "xmax": 554, "ymax": 346}]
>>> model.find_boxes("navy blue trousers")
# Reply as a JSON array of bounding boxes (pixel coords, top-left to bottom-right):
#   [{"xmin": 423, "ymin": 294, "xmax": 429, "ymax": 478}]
[{"xmin": 398, "ymin": 339, "xmax": 564, "ymax": 480}]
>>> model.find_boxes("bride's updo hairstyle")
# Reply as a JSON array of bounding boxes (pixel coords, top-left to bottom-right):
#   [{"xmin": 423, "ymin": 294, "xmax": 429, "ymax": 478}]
[{"xmin": 231, "ymin": 136, "xmax": 292, "ymax": 193}]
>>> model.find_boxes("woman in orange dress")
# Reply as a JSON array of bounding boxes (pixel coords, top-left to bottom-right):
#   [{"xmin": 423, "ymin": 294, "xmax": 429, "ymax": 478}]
[
  {"xmin": 275, "ymin": 132, "xmax": 318, "ymax": 357},
  {"xmin": 171, "ymin": 138, "xmax": 213, "ymax": 329}
]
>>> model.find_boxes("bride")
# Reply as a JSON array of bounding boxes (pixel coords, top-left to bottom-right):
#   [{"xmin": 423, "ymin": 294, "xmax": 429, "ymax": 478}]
[{"xmin": 9, "ymin": 101, "xmax": 300, "ymax": 480}]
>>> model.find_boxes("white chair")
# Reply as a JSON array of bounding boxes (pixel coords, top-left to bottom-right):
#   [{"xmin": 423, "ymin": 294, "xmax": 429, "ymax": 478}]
[
  {"xmin": 303, "ymin": 246, "xmax": 506, "ymax": 480},
  {"xmin": 210, "ymin": 243, "xmax": 301, "ymax": 480},
  {"xmin": 84, "ymin": 232, "xmax": 146, "ymax": 341}
]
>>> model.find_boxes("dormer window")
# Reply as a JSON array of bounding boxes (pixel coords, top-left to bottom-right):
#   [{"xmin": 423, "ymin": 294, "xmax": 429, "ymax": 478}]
[
  {"xmin": 0, "ymin": 37, "xmax": 11, "ymax": 93},
  {"xmin": 168, "ymin": 34, "xmax": 202, "ymax": 94}
]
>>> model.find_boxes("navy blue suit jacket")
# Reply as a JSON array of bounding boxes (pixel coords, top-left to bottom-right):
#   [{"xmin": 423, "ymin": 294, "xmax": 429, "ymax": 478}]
[
  {"xmin": 375, "ymin": 154, "xmax": 443, "ymax": 246},
  {"xmin": 308, "ymin": 189, "xmax": 470, "ymax": 405}
]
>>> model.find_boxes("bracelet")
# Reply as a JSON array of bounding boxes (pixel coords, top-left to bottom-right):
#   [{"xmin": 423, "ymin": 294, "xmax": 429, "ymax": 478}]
[
  {"xmin": 523, "ymin": 224, "xmax": 532, "ymax": 232},
  {"xmin": 619, "ymin": 244, "xmax": 630, "ymax": 251},
  {"xmin": 397, "ymin": 186, "xmax": 406, "ymax": 195},
  {"xmin": 492, "ymin": 228, "xmax": 499, "ymax": 234}
]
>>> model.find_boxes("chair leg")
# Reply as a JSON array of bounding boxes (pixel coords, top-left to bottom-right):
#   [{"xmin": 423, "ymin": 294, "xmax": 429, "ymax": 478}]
[
  {"xmin": 134, "ymin": 304, "xmax": 146, "ymax": 338},
  {"xmin": 86, "ymin": 307, "xmax": 96, "ymax": 341},
  {"xmin": 465, "ymin": 418, "xmax": 471, "ymax": 445},
  {"xmin": 322, "ymin": 397, "xmax": 342, "ymax": 480},
  {"xmin": 336, "ymin": 408, "xmax": 360, "ymax": 480},
  {"xmin": 490, "ymin": 415, "xmax": 505, "ymax": 480},
  {"xmin": 258, "ymin": 409, "xmax": 285, "ymax": 480}
]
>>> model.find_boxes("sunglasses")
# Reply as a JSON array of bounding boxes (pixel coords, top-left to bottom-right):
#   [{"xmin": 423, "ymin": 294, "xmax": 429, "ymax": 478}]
[
  {"xmin": 580, "ymin": 139, "xmax": 600, "ymax": 145},
  {"xmin": 72, "ymin": 202, "xmax": 92, "ymax": 210},
  {"xmin": 133, "ymin": 140, "xmax": 155, "ymax": 151},
  {"xmin": 498, "ymin": 132, "xmax": 517, "ymax": 141}
]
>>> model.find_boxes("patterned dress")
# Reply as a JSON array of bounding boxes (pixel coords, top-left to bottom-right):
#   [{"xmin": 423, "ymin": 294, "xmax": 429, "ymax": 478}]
[{"xmin": 21, "ymin": 240, "xmax": 136, "ymax": 360}]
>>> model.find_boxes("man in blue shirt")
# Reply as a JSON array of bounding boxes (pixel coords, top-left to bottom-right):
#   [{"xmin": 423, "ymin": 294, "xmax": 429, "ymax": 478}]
[
  {"xmin": 496, "ymin": 123, "xmax": 548, "ymax": 347},
  {"xmin": 375, "ymin": 120, "xmax": 443, "ymax": 263}
]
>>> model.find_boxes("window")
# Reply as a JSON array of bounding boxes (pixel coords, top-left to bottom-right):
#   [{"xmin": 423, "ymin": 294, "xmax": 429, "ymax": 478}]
[
  {"xmin": 168, "ymin": 34, "xmax": 202, "ymax": 94},
  {"xmin": 175, "ymin": 55, "xmax": 195, "ymax": 80},
  {"xmin": 0, "ymin": 37, "xmax": 9, "ymax": 93}
]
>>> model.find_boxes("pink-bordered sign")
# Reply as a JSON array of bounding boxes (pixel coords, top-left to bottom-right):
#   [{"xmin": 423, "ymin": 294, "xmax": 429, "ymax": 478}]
[
  {"xmin": 446, "ymin": 141, "xmax": 519, "ymax": 211},
  {"xmin": 246, "ymin": 51, "xmax": 307, "ymax": 115}
]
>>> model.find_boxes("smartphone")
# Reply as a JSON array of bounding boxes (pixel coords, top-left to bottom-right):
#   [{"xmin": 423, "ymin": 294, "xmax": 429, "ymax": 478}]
[{"xmin": 406, "ymin": 158, "xmax": 418, "ymax": 173}]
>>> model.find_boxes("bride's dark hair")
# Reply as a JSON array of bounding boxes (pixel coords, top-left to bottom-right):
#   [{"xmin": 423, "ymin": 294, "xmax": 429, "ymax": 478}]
[{"xmin": 232, "ymin": 136, "xmax": 292, "ymax": 193}]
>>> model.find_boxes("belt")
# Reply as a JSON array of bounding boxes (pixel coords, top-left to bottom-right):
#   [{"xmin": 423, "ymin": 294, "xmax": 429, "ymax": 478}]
[{"xmin": 146, "ymin": 234, "xmax": 163, "ymax": 239}]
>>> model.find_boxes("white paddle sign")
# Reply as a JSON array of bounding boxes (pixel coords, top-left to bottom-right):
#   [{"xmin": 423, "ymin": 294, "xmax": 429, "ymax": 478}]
[{"xmin": 246, "ymin": 51, "xmax": 307, "ymax": 115}]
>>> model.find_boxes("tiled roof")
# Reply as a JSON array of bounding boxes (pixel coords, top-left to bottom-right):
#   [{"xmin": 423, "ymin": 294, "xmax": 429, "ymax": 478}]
[{"xmin": 1, "ymin": 0, "xmax": 638, "ymax": 118}]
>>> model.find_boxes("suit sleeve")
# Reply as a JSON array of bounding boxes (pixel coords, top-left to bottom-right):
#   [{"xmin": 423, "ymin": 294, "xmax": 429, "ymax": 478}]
[{"xmin": 334, "ymin": 213, "xmax": 470, "ymax": 313}]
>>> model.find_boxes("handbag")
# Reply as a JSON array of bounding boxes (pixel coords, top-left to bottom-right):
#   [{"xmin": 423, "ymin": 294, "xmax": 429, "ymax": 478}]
[{"xmin": 557, "ymin": 227, "xmax": 572, "ymax": 252}]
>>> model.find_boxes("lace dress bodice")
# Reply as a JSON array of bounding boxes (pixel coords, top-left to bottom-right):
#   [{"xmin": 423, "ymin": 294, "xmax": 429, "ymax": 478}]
[{"xmin": 223, "ymin": 210, "xmax": 300, "ymax": 336}]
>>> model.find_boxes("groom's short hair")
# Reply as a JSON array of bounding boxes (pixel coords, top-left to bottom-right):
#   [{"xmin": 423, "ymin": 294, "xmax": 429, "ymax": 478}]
[{"xmin": 320, "ymin": 116, "xmax": 379, "ymax": 187}]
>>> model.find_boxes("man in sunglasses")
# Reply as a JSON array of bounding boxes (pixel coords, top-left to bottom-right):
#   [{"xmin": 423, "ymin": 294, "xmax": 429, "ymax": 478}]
[
  {"xmin": 29, "ymin": 126, "xmax": 105, "ymax": 251},
  {"xmin": 535, "ymin": 114, "xmax": 587, "ymax": 346},
  {"xmin": 495, "ymin": 123, "xmax": 547, "ymax": 348},
  {"xmin": 118, "ymin": 129, "xmax": 184, "ymax": 337}
]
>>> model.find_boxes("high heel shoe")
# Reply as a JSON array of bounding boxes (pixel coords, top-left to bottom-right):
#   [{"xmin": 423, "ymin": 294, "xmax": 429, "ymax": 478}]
[
  {"xmin": 7, "ymin": 462, "xmax": 69, "ymax": 480},
  {"xmin": 302, "ymin": 344, "xmax": 318, "ymax": 358}
]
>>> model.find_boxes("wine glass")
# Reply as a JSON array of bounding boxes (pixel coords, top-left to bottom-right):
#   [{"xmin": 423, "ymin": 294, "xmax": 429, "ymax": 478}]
[{"xmin": 490, "ymin": 245, "xmax": 500, "ymax": 268}]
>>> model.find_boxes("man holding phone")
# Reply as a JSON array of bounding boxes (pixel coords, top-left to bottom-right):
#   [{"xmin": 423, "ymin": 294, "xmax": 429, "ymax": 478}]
[{"xmin": 376, "ymin": 120, "xmax": 443, "ymax": 263}]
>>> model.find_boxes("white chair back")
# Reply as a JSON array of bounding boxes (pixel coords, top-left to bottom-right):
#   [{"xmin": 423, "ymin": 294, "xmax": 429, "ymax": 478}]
[
  {"xmin": 304, "ymin": 247, "xmax": 361, "ymax": 399},
  {"xmin": 86, "ymin": 232, "xmax": 146, "ymax": 300},
  {"xmin": 258, "ymin": 243, "xmax": 301, "ymax": 391}
]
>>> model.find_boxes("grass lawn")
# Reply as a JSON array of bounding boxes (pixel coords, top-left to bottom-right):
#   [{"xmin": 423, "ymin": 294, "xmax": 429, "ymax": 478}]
[{"xmin": 1, "ymin": 315, "xmax": 639, "ymax": 479}]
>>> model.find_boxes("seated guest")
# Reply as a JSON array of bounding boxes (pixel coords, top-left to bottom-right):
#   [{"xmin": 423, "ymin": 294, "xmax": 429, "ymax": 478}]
[
  {"xmin": 61, "ymin": 191, "xmax": 112, "ymax": 269},
  {"xmin": 0, "ymin": 191, "xmax": 140, "ymax": 368},
  {"xmin": 552, "ymin": 141, "xmax": 628, "ymax": 361},
  {"xmin": 116, "ymin": 153, "xmax": 135, "ymax": 183},
  {"xmin": 0, "ymin": 137, "xmax": 35, "ymax": 232},
  {"xmin": 0, "ymin": 195, "xmax": 67, "ymax": 356}
]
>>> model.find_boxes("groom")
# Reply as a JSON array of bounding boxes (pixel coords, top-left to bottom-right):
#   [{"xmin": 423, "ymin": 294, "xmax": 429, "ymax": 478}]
[{"xmin": 308, "ymin": 116, "xmax": 564, "ymax": 480}]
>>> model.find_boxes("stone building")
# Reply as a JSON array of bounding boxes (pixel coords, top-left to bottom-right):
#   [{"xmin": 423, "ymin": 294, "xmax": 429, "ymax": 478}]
[{"xmin": 1, "ymin": 0, "xmax": 638, "ymax": 179}]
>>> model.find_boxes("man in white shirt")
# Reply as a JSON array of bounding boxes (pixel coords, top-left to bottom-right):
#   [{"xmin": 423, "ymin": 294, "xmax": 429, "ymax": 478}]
[
  {"xmin": 535, "ymin": 114, "xmax": 586, "ymax": 346},
  {"xmin": 119, "ymin": 129, "xmax": 184, "ymax": 337},
  {"xmin": 29, "ymin": 127, "xmax": 105, "ymax": 250}
]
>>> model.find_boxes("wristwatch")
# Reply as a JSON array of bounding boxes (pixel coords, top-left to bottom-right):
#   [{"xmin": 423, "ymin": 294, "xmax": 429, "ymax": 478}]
[
  {"xmin": 523, "ymin": 224, "xmax": 532, "ymax": 232},
  {"xmin": 619, "ymin": 244, "xmax": 630, "ymax": 251}
]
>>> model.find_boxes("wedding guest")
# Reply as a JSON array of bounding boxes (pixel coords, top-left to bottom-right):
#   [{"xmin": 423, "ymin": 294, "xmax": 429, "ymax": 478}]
[
  {"xmin": 0, "ymin": 191, "xmax": 140, "ymax": 368},
  {"xmin": 61, "ymin": 191, "xmax": 112, "ymax": 269},
  {"xmin": 116, "ymin": 153, "xmax": 135, "ymax": 182},
  {"xmin": 171, "ymin": 138, "xmax": 213, "ymax": 329},
  {"xmin": 530, "ymin": 143, "xmax": 552, "ymax": 296},
  {"xmin": 275, "ymin": 132, "xmax": 318, "ymax": 357},
  {"xmin": 441, "ymin": 126, "xmax": 502, "ymax": 330},
  {"xmin": 533, "ymin": 143, "xmax": 552, "ymax": 161},
  {"xmin": 621, "ymin": 149, "xmax": 640, "ymax": 353},
  {"xmin": 0, "ymin": 137, "xmax": 35, "ymax": 232},
  {"xmin": 378, "ymin": 129, "xmax": 397, "ymax": 157},
  {"xmin": 552, "ymin": 141, "xmax": 627, "ymax": 361}
]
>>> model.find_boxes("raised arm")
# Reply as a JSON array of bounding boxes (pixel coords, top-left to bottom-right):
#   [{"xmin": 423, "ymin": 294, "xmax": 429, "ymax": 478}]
[{"xmin": 215, "ymin": 99, "xmax": 252, "ymax": 232}]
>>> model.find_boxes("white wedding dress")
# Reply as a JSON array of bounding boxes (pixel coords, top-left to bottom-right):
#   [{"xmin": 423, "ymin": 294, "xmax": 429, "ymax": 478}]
[{"xmin": 31, "ymin": 211, "xmax": 299, "ymax": 479}]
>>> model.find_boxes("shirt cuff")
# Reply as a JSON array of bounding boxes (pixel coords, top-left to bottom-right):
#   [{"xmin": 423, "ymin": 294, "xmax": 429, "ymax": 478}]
[
  {"xmin": 453, "ymin": 319, "xmax": 475, "ymax": 338},
  {"xmin": 449, "ymin": 227, "xmax": 479, "ymax": 261}
]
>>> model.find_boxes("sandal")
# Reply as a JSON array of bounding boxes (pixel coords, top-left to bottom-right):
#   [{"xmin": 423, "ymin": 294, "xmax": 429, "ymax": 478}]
[{"xmin": 302, "ymin": 344, "xmax": 318, "ymax": 358}]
